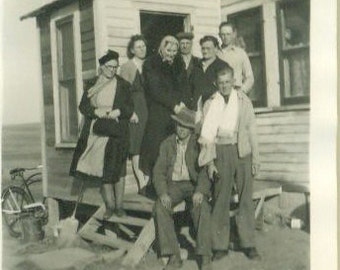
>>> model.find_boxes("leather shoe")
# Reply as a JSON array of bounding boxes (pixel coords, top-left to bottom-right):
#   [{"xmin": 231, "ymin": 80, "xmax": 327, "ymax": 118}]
[
  {"xmin": 213, "ymin": 250, "xmax": 229, "ymax": 261},
  {"xmin": 243, "ymin": 247, "xmax": 261, "ymax": 260},
  {"xmin": 165, "ymin": 254, "xmax": 183, "ymax": 270}
]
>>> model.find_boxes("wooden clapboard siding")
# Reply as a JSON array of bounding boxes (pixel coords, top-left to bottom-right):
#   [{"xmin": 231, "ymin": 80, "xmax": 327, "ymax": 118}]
[
  {"xmin": 102, "ymin": 0, "xmax": 220, "ymax": 58},
  {"xmin": 80, "ymin": 0, "xmax": 96, "ymax": 72},
  {"xmin": 256, "ymin": 110, "xmax": 309, "ymax": 184}
]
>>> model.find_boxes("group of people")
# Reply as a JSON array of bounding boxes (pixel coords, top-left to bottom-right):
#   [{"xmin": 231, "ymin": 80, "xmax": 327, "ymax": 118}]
[{"xmin": 69, "ymin": 21, "xmax": 260, "ymax": 270}]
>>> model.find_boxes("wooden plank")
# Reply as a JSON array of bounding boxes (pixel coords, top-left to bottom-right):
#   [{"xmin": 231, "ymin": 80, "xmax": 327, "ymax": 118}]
[
  {"xmin": 258, "ymin": 134, "xmax": 309, "ymax": 143},
  {"xmin": 105, "ymin": 216, "xmax": 149, "ymax": 227},
  {"xmin": 81, "ymin": 230, "xmax": 133, "ymax": 249},
  {"xmin": 80, "ymin": 20, "xmax": 94, "ymax": 32},
  {"xmin": 259, "ymin": 143, "xmax": 309, "ymax": 153},
  {"xmin": 256, "ymin": 171, "xmax": 309, "ymax": 182},
  {"xmin": 260, "ymin": 163, "xmax": 309, "ymax": 173},
  {"xmin": 81, "ymin": 40, "xmax": 95, "ymax": 52},
  {"xmin": 122, "ymin": 218, "xmax": 155, "ymax": 267},
  {"xmin": 81, "ymin": 31, "xmax": 95, "ymax": 42},
  {"xmin": 106, "ymin": 17, "xmax": 135, "ymax": 28},
  {"xmin": 259, "ymin": 153, "xmax": 309, "ymax": 163},
  {"xmin": 256, "ymin": 110, "xmax": 309, "ymax": 118},
  {"xmin": 118, "ymin": 224, "xmax": 136, "ymax": 239},
  {"xmin": 256, "ymin": 115, "xmax": 309, "ymax": 126},
  {"xmin": 257, "ymin": 124, "xmax": 309, "ymax": 134}
]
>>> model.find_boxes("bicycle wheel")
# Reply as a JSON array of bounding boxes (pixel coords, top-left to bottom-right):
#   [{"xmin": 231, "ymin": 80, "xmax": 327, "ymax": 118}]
[{"xmin": 2, "ymin": 186, "xmax": 32, "ymax": 238}]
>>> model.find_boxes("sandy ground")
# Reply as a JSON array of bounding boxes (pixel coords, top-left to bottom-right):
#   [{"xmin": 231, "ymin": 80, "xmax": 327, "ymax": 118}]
[{"xmin": 1, "ymin": 124, "xmax": 310, "ymax": 270}]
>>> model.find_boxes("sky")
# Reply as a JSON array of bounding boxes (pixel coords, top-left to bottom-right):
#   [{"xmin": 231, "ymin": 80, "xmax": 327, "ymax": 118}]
[{"xmin": 1, "ymin": 0, "xmax": 46, "ymax": 125}]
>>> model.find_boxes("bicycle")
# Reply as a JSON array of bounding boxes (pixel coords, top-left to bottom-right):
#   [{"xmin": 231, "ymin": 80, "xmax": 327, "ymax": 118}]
[{"xmin": 1, "ymin": 165, "xmax": 47, "ymax": 238}]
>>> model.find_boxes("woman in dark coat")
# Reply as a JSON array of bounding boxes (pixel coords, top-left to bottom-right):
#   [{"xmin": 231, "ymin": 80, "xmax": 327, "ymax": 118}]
[
  {"xmin": 120, "ymin": 35, "xmax": 149, "ymax": 191},
  {"xmin": 70, "ymin": 50, "xmax": 133, "ymax": 218},
  {"xmin": 139, "ymin": 35, "xmax": 188, "ymax": 177}
]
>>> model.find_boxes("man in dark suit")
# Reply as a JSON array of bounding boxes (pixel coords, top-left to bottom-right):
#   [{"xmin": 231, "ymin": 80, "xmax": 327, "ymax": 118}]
[
  {"xmin": 190, "ymin": 35, "xmax": 231, "ymax": 109},
  {"xmin": 153, "ymin": 108, "xmax": 212, "ymax": 270},
  {"xmin": 176, "ymin": 32, "xmax": 200, "ymax": 80}
]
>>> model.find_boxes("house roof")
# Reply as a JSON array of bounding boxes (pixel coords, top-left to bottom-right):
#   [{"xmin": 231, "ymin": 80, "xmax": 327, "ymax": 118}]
[{"xmin": 20, "ymin": 0, "xmax": 77, "ymax": 20}]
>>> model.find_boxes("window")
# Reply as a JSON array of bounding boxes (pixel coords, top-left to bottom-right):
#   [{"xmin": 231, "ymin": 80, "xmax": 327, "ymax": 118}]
[
  {"xmin": 228, "ymin": 7, "xmax": 266, "ymax": 107},
  {"xmin": 51, "ymin": 3, "xmax": 83, "ymax": 147},
  {"xmin": 278, "ymin": 0, "xmax": 310, "ymax": 104},
  {"xmin": 56, "ymin": 16, "xmax": 79, "ymax": 143}
]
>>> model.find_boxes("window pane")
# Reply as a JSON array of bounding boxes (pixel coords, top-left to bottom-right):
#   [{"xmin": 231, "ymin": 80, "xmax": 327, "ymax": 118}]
[
  {"xmin": 59, "ymin": 80, "xmax": 78, "ymax": 142},
  {"xmin": 57, "ymin": 20, "xmax": 75, "ymax": 80},
  {"xmin": 279, "ymin": 0, "xmax": 310, "ymax": 104},
  {"xmin": 280, "ymin": 0, "xmax": 310, "ymax": 48},
  {"xmin": 249, "ymin": 56, "xmax": 266, "ymax": 106},
  {"xmin": 283, "ymin": 49, "xmax": 309, "ymax": 98},
  {"xmin": 229, "ymin": 8, "xmax": 266, "ymax": 107},
  {"xmin": 56, "ymin": 17, "xmax": 78, "ymax": 143}
]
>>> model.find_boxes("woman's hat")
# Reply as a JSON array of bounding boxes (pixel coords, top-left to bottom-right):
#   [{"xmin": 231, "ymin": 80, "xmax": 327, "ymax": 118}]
[
  {"xmin": 98, "ymin": 50, "xmax": 119, "ymax": 65},
  {"xmin": 171, "ymin": 107, "xmax": 196, "ymax": 129}
]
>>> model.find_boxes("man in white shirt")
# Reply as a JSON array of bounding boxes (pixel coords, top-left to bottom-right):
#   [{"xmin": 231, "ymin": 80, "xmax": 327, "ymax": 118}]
[{"xmin": 217, "ymin": 21, "xmax": 254, "ymax": 94}]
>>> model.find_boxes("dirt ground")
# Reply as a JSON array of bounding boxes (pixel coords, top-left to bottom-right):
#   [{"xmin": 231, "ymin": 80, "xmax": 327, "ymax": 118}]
[{"xmin": 1, "ymin": 124, "xmax": 310, "ymax": 270}]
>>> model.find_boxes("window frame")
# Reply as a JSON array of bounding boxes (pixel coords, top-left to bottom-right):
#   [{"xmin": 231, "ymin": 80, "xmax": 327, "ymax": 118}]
[
  {"xmin": 276, "ymin": 0, "xmax": 310, "ymax": 105},
  {"xmin": 50, "ymin": 3, "xmax": 83, "ymax": 148}
]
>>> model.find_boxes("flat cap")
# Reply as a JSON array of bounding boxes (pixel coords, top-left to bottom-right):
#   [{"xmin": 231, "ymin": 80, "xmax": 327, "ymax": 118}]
[{"xmin": 176, "ymin": 32, "xmax": 194, "ymax": 41}]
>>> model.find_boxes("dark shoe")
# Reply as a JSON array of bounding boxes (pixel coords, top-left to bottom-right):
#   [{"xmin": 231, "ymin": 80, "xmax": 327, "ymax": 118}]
[
  {"xmin": 165, "ymin": 254, "xmax": 183, "ymax": 270},
  {"xmin": 114, "ymin": 208, "xmax": 127, "ymax": 217},
  {"xmin": 103, "ymin": 207, "xmax": 114, "ymax": 220},
  {"xmin": 243, "ymin": 247, "xmax": 261, "ymax": 260},
  {"xmin": 200, "ymin": 255, "xmax": 212, "ymax": 270},
  {"xmin": 213, "ymin": 250, "xmax": 229, "ymax": 261}
]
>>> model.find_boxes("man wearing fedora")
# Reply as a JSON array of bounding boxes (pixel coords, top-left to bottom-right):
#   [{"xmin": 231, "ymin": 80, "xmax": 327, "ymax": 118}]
[{"xmin": 153, "ymin": 108, "xmax": 212, "ymax": 270}]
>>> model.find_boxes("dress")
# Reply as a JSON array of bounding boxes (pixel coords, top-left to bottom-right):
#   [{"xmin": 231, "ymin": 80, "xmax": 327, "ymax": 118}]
[
  {"xmin": 69, "ymin": 75, "xmax": 133, "ymax": 184},
  {"xmin": 139, "ymin": 54, "xmax": 187, "ymax": 176},
  {"xmin": 119, "ymin": 59, "xmax": 148, "ymax": 155}
]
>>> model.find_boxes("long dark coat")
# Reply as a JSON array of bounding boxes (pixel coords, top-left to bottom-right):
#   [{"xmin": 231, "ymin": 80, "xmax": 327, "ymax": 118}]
[
  {"xmin": 139, "ymin": 54, "xmax": 188, "ymax": 176},
  {"xmin": 69, "ymin": 75, "xmax": 133, "ymax": 184}
]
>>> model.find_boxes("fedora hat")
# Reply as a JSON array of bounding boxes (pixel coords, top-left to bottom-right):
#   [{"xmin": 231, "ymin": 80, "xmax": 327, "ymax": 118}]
[
  {"xmin": 171, "ymin": 107, "xmax": 196, "ymax": 129},
  {"xmin": 176, "ymin": 32, "xmax": 194, "ymax": 41}
]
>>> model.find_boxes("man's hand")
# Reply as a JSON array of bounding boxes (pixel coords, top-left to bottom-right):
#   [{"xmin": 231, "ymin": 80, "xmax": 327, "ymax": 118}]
[
  {"xmin": 252, "ymin": 163, "xmax": 260, "ymax": 176},
  {"xmin": 173, "ymin": 102, "xmax": 186, "ymax": 114},
  {"xmin": 160, "ymin": 194, "xmax": 172, "ymax": 210},
  {"xmin": 192, "ymin": 192, "xmax": 204, "ymax": 208},
  {"xmin": 208, "ymin": 163, "xmax": 218, "ymax": 180},
  {"xmin": 130, "ymin": 112, "xmax": 139, "ymax": 123}
]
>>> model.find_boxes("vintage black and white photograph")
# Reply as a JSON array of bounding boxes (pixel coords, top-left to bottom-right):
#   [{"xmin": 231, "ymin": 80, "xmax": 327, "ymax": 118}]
[{"xmin": 1, "ymin": 0, "xmax": 337, "ymax": 269}]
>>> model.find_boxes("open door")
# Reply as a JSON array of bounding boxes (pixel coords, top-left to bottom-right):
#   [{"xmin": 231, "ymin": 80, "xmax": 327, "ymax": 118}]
[{"xmin": 140, "ymin": 11, "xmax": 189, "ymax": 56}]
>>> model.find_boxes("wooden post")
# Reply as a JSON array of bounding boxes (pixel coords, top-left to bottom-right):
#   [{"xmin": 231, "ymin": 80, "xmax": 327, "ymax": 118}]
[{"xmin": 122, "ymin": 218, "xmax": 155, "ymax": 267}]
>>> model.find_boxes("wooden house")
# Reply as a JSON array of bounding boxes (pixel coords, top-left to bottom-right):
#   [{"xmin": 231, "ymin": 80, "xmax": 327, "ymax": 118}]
[{"xmin": 21, "ymin": 0, "xmax": 310, "ymax": 211}]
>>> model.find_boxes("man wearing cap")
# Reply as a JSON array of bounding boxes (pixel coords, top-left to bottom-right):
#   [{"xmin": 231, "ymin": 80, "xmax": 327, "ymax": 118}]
[
  {"xmin": 217, "ymin": 21, "xmax": 254, "ymax": 94},
  {"xmin": 153, "ymin": 108, "xmax": 212, "ymax": 270},
  {"xmin": 176, "ymin": 32, "xmax": 200, "ymax": 80}
]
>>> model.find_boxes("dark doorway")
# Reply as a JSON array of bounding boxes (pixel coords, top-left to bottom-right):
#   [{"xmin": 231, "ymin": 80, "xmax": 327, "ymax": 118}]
[{"xmin": 140, "ymin": 12, "xmax": 186, "ymax": 56}]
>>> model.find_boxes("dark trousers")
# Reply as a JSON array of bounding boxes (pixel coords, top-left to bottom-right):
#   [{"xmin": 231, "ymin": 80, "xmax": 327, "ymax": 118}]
[
  {"xmin": 154, "ymin": 181, "xmax": 212, "ymax": 256},
  {"xmin": 211, "ymin": 144, "xmax": 255, "ymax": 250}
]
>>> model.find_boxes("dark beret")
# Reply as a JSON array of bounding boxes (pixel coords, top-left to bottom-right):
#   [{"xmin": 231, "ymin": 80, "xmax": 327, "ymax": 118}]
[
  {"xmin": 176, "ymin": 32, "xmax": 194, "ymax": 41},
  {"xmin": 98, "ymin": 50, "xmax": 119, "ymax": 65}
]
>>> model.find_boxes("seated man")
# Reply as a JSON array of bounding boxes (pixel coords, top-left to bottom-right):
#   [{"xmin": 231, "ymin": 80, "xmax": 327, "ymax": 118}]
[{"xmin": 153, "ymin": 108, "xmax": 212, "ymax": 270}]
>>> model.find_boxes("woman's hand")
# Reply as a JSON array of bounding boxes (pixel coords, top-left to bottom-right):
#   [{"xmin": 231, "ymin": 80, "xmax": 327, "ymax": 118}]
[
  {"xmin": 130, "ymin": 112, "xmax": 139, "ymax": 124},
  {"xmin": 107, "ymin": 109, "xmax": 121, "ymax": 120},
  {"xmin": 94, "ymin": 108, "xmax": 109, "ymax": 118}
]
